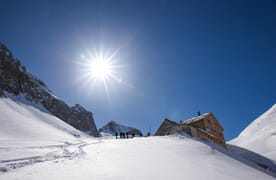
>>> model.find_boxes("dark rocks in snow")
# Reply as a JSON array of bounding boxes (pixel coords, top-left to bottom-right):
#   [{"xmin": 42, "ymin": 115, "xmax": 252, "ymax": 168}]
[{"xmin": 0, "ymin": 43, "xmax": 99, "ymax": 136}]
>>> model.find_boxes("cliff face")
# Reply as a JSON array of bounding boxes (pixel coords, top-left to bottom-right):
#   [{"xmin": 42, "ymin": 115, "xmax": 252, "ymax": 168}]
[{"xmin": 0, "ymin": 43, "xmax": 98, "ymax": 136}]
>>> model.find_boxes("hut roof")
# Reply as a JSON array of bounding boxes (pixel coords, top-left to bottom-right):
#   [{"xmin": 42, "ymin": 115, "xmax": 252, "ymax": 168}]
[{"xmin": 180, "ymin": 112, "xmax": 212, "ymax": 125}]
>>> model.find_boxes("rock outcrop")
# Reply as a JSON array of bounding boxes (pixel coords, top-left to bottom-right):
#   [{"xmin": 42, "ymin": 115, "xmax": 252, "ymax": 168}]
[
  {"xmin": 0, "ymin": 43, "xmax": 98, "ymax": 136},
  {"xmin": 99, "ymin": 121, "xmax": 143, "ymax": 136}
]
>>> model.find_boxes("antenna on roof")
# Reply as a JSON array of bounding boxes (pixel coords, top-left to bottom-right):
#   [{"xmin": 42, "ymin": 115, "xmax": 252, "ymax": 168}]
[
  {"xmin": 149, "ymin": 121, "xmax": 151, "ymax": 135},
  {"xmin": 197, "ymin": 111, "xmax": 201, "ymax": 116},
  {"xmin": 147, "ymin": 121, "xmax": 151, "ymax": 137}
]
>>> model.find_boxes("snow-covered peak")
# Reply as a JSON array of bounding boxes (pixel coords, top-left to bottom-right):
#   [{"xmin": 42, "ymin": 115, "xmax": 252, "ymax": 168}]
[
  {"xmin": 99, "ymin": 121, "xmax": 143, "ymax": 136},
  {"xmin": 229, "ymin": 104, "xmax": 276, "ymax": 161},
  {"xmin": 239, "ymin": 104, "xmax": 276, "ymax": 137}
]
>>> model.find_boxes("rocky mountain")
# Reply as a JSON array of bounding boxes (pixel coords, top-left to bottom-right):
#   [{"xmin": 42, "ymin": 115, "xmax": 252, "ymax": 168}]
[
  {"xmin": 0, "ymin": 43, "xmax": 98, "ymax": 136},
  {"xmin": 229, "ymin": 104, "xmax": 276, "ymax": 161},
  {"xmin": 99, "ymin": 121, "xmax": 143, "ymax": 136}
]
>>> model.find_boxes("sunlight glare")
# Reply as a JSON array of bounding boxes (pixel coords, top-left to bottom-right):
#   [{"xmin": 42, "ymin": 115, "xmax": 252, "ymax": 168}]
[
  {"xmin": 90, "ymin": 59, "xmax": 111, "ymax": 79},
  {"xmin": 76, "ymin": 47, "xmax": 125, "ymax": 98}
]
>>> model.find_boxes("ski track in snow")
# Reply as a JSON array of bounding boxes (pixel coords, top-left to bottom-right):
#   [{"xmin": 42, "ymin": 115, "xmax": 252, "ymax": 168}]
[
  {"xmin": 1, "ymin": 137, "xmax": 276, "ymax": 180},
  {"xmin": 0, "ymin": 139, "xmax": 101, "ymax": 173}
]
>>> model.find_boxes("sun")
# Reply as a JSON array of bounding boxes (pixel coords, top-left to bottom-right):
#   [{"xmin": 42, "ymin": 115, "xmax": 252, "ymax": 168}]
[
  {"xmin": 90, "ymin": 59, "xmax": 112, "ymax": 79},
  {"xmin": 77, "ymin": 47, "xmax": 123, "ymax": 97}
]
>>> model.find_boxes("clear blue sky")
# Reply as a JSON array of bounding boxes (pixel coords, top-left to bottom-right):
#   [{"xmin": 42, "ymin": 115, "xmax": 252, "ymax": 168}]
[{"xmin": 1, "ymin": 0, "xmax": 275, "ymax": 140}]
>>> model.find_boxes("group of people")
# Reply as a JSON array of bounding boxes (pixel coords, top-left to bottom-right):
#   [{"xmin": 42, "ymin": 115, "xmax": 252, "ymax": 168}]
[
  {"xmin": 115, "ymin": 132, "xmax": 135, "ymax": 139},
  {"xmin": 115, "ymin": 132, "xmax": 143, "ymax": 139}
]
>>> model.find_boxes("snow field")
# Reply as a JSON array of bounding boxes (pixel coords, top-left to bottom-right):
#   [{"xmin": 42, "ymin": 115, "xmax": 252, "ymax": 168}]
[{"xmin": 0, "ymin": 95, "xmax": 275, "ymax": 180}]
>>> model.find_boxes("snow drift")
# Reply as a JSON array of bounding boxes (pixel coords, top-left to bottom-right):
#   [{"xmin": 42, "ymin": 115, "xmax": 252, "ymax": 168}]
[{"xmin": 229, "ymin": 104, "xmax": 276, "ymax": 161}]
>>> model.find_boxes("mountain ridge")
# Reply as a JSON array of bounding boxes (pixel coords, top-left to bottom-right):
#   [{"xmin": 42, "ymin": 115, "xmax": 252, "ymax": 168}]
[{"xmin": 0, "ymin": 43, "xmax": 98, "ymax": 136}]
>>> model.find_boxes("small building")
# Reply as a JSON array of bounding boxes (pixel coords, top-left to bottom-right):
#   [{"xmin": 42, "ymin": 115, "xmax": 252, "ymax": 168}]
[{"xmin": 155, "ymin": 112, "xmax": 226, "ymax": 148}]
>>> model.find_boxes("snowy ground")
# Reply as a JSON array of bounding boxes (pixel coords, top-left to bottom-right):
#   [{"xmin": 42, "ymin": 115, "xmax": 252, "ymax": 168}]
[
  {"xmin": 0, "ymin": 95, "xmax": 276, "ymax": 179},
  {"xmin": 1, "ymin": 136, "xmax": 275, "ymax": 180}
]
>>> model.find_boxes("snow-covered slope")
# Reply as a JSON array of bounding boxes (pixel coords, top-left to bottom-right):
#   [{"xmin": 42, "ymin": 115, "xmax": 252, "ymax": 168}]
[
  {"xmin": 0, "ymin": 94, "xmax": 85, "ymax": 142},
  {"xmin": 1, "ymin": 135, "xmax": 275, "ymax": 180},
  {"xmin": 229, "ymin": 104, "xmax": 276, "ymax": 161},
  {"xmin": 0, "ymin": 94, "xmax": 96, "ymax": 173},
  {"xmin": 0, "ymin": 95, "xmax": 275, "ymax": 179}
]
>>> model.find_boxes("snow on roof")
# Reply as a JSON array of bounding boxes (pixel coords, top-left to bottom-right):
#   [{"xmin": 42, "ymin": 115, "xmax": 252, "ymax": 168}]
[{"xmin": 180, "ymin": 112, "xmax": 212, "ymax": 124}]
